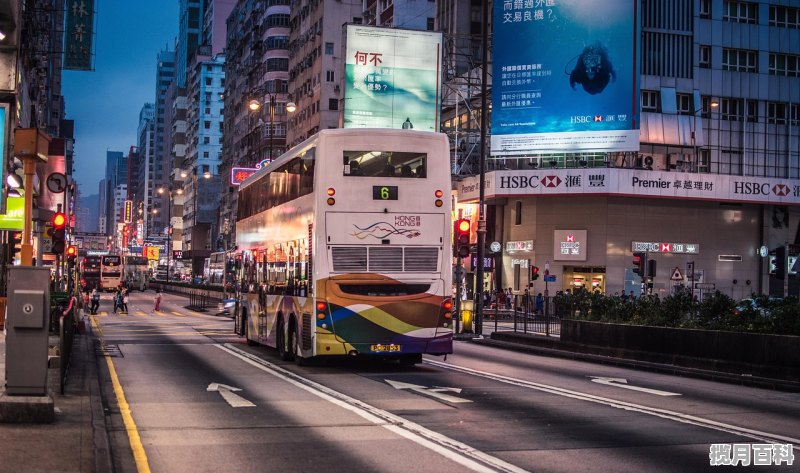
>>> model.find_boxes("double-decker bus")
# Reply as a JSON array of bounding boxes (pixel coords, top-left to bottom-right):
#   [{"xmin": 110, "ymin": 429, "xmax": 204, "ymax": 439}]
[
  {"xmin": 100, "ymin": 254, "xmax": 123, "ymax": 291},
  {"xmin": 80, "ymin": 255, "xmax": 102, "ymax": 291},
  {"xmin": 123, "ymin": 255, "xmax": 149, "ymax": 291},
  {"xmin": 233, "ymin": 129, "xmax": 453, "ymax": 365}
]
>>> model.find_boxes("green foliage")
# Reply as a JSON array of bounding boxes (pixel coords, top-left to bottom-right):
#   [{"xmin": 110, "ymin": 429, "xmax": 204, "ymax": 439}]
[{"xmin": 566, "ymin": 289, "xmax": 800, "ymax": 336}]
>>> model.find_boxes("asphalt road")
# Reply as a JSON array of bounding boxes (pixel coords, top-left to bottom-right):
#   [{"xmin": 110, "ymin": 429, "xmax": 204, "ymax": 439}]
[{"xmin": 91, "ymin": 290, "xmax": 800, "ymax": 473}]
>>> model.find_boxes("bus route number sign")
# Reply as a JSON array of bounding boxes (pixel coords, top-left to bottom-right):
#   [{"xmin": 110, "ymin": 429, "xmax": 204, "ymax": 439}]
[{"xmin": 373, "ymin": 185, "xmax": 398, "ymax": 200}]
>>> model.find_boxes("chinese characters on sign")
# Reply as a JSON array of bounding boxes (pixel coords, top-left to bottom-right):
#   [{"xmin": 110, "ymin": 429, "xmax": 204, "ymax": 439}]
[
  {"xmin": 709, "ymin": 443, "xmax": 793, "ymax": 466},
  {"xmin": 64, "ymin": 0, "xmax": 95, "ymax": 70},
  {"xmin": 230, "ymin": 167, "xmax": 258, "ymax": 186},
  {"xmin": 506, "ymin": 240, "xmax": 534, "ymax": 252},
  {"xmin": 553, "ymin": 230, "xmax": 587, "ymax": 261},
  {"xmin": 631, "ymin": 241, "xmax": 700, "ymax": 254}
]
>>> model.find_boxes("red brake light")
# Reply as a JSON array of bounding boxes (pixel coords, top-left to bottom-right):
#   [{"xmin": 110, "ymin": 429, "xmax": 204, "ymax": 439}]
[
  {"xmin": 443, "ymin": 300, "xmax": 453, "ymax": 310},
  {"xmin": 316, "ymin": 301, "xmax": 327, "ymax": 311},
  {"xmin": 435, "ymin": 190, "xmax": 443, "ymax": 198},
  {"xmin": 327, "ymin": 188, "xmax": 335, "ymax": 196}
]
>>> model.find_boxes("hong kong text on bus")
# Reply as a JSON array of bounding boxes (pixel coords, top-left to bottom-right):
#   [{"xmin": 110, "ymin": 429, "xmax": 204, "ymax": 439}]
[{"xmin": 232, "ymin": 129, "xmax": 453, "ymax": 364}]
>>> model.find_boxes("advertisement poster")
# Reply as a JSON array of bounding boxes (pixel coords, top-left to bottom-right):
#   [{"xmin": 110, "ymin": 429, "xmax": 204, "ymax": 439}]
[
  {"xmin": 491, "ymin": 0, "xmax": 640, "ymax": 153},
  {"xmin": 343, "ymin": 25, "xmax": 442, "ymax": 131}
]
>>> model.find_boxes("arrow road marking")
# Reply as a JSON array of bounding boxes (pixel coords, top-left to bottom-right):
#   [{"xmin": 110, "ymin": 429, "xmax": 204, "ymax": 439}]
[
  {"xmin": 207, "ymin": 382, "xmax": 256, "ymax": 407},
  {"xmin": 385, "ymin": 379, "xmax": 472, "ymax": 403},
  {"xmin": 589, "ymin": 377, "xmax": 681, "ymax": 396}
]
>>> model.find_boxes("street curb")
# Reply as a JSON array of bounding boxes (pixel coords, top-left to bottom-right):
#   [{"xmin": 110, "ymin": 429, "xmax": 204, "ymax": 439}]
[
  {"xmin": 85, "ymin": 321, "xmax": 114, "ymax": 473},
  {"xmin": 468, "ymin": 336, "xmax": 800, "ymax": 392}
]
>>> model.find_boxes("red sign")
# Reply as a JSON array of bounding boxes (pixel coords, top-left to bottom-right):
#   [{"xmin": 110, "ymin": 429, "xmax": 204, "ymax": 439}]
[{"xmin": 230, "ymin": 167, "xmax": 258, "ymax": 186}]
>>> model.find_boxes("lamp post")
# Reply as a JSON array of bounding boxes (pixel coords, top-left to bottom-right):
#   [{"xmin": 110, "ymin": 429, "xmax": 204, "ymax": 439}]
[
  {"xmin": 249, "ymin": 94, "xmax": 296, "ymax": 162},
  {"xmin": 691, "ymin": 99, "xmax": 718, "ymax": 172},
  {"xmin": 158, "ymin": 186, "xmax": 182, "ymax": 283}
]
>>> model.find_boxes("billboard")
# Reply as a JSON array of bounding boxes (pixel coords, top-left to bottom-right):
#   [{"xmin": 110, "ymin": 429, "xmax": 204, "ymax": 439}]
[
  {"xmin": 64, "ymin": 0, "xmax": 96, "ymax": 70},
  {"xmin": 491, "ymin": 0, "xmax": 640, "ymax": 154},
  {"xmin": 0, "ymin": 197, "xmax": 24, "ymax": 231},
  {"xmin": 343, "ymin": 25, "xmax": 442, "ymax": 131}
]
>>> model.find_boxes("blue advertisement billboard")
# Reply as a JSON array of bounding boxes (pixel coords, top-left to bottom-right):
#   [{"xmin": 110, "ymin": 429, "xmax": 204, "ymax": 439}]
[
  {"xmin": 343, "ymin": 25, "xmax": 442, "ymax": 131},
  {"xmin": 491, "ymin": 0, "xmax": 640, "ymax": 154}
]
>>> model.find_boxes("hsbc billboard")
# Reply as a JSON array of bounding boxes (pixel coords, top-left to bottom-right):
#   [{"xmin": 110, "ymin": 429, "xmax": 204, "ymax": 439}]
[{"xmin": 554, "ymin": 230, "xmax": 587, "ymax": 261}]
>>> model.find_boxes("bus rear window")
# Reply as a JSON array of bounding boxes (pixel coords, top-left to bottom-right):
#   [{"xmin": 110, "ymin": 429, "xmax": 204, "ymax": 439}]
[{"xmin": 343, "ymin": 151, "xmax": 426, "ymax": 178}]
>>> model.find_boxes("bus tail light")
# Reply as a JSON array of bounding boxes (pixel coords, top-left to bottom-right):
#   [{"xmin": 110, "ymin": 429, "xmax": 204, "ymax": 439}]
[
  {"xmin": 435, "ymin": 190, "xmax": 443, "ymax": 198},
  {"xmin": 327, "ymin": 197, "xmax": 335, "ymax": 206},
  {"xmin": 316, "ymin": 301, "xmax": 328, "ymax": 319},
  {"xmin": 327, "ymin": 188, "xmax": 335, "ymax": 196},
  {"xmin": 442, "ymin": 298, "xmax": 453, "ymax": 319}
]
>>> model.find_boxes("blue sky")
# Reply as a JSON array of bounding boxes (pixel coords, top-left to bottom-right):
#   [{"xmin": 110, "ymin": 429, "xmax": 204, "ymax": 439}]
[{"xmin": 62, "ymin": 1, "xmax": 178, "ymax": 196}]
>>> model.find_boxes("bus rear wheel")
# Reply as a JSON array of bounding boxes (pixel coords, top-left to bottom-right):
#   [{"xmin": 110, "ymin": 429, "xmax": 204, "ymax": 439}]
[{"xmin": 243, "ymin": 313, "xmax": 255, "ymax": 346}]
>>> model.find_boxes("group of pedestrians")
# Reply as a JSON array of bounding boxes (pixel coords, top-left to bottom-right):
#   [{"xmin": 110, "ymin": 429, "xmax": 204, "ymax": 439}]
[{"xmin": 82, "ymin": 286, "xmax": 164, "ymax": 313}]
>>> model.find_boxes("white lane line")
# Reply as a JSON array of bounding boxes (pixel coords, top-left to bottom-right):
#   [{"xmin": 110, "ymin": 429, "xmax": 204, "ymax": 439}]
[
  {"xmin": 424, "ymin": 359, "xmax": 800, "ymax": 445},
  {"xmin": 216, "ymin": 344, "xmax": 527, "ymax": 473}
]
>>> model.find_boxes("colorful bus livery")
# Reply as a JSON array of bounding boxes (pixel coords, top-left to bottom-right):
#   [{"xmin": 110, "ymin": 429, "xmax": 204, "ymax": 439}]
[{"xmin": 234, "ymin": 129, "xmax": 453, "ymax": 364}]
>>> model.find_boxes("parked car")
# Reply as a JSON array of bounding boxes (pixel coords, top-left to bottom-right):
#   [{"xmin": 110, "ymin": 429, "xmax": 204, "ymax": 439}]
[{"xmin": 733, "ymin": 297, "xmax": 778, "ymax": 316}]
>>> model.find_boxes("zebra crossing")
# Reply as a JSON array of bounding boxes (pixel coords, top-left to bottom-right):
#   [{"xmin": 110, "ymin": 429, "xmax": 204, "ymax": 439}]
[{"xmin": 95, "ymin": 308, "xmax": 218, "ymax": 318}]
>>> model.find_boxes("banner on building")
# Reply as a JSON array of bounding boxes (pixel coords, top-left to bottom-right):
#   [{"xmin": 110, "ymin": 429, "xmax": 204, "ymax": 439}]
[
  {"xmin": 0, "ymin": 197, "xmax": 24, "ymax": 231},
  {"xmin": 491, "ymin": 0, "xmax": 640, "ymax": 154},
  {"xmin": 457, "ymin": 168, "xmax": 800, "ymax": 206},
  {"xmin": 231, "ymin": 167, "xmax": 258, "ymax": 186},
  {"xmin": 0, "ymin": 104, "xmax": 8, "ymax": 213},
  {"xmin": 343, "ymin": 25, "xmax": 442, "ymax": 131},
  {"xmin": 124, "ymin": 200, "xmax": 133, "ymax": 223},
  {"xmin": 64, "ymin": 0, "xmax": 96, "ymax": 70}
]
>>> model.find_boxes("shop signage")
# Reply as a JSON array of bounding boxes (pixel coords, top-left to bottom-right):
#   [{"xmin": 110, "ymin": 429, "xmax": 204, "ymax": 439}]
[
  {"xmin": 471, "ymin": 256, "xmax": 493, "ymax": 269},
  {"xmin": 231, "ymin": 167, "xmax": 258, "ymax": 186},
  {"xmin": 544, "ymin": 275, "xmax": 556, "ymax": 282},
  {"xmin": 554, "ymin": 230, "xmax": 587, "ymax": 261},
  {"xmin": 632, "ymin": 241, "xmax": 699, "ymax": 254},
  {"xmin": 511, "ymin": 258, "xmax": 529, "ymax": 268},
  {"xmin": 457, "ymin": 169, "xmax": 800, "ymax": 206},
  {"xmin": 506, "ymin": 240, "xmax": 534, "ymax": 252}
]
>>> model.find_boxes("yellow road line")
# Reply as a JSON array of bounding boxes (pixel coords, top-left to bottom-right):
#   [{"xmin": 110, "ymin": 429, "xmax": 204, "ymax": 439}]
[
  {"xmin": 99, "ymin": 311, "xmax": 108, "ymax": 317},
  {"xmin": 171, "ymin": 311, "xmax": 186, "ymax": 317},
  {"xmin": 91, "ymin": 315, "xmax": 151, "ymax": 473}
]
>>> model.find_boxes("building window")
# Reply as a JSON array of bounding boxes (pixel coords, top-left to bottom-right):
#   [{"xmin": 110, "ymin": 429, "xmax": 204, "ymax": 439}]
[
  {"xmin": 641, "ymin": 90, "xmax": 660, "ymax": 112},
  {"xmin": 720, "ymin": 98, "xmax": 744, "ymax": 121},
  {"xmin": 203, "ymin": 151, "xmax": 210, "ymax": 158},
  {"xmin": 266, "ymin": 58, "xmax": 289, "ymax": 71},
  {"xmin": 722, "ymin": 48, "xmax": 757, "ymax": 73},
  {"xmin": 353, "ymin": 17, "xmax": 362, "ymax": 24},
  {"xmin": 205, "ymin": 77, "xmax": 212, "ymax": 86},
  {"xmin": 676, "ymin": 93, "xmax": 693, "ymax": 115},
  {"xmin": 326, "ymin": 70, "xmax": 334, "ymax": 82},
  {"xmin": 204, "ymin": 121, "xmax": 211, "ymax": 129},
  {"xmin": 723, "ymin": 1, "xmax": 757, "ymax": 24},
  {"xmin": 325, "ymin": 42, "xmax": 334, "ymax": 55},
  {"xmin": 767, "ymin": 102, "xmax": 788, "ymax": 125},
  {"xmin": 328, "ymin": 98, "xmax": 338, "ymax": 110},
  {"xmin": 769, "ymin": 5, "xmax": 800, "ymax": 29},
  {"xmin": 769, "ymin": 53, "xmax": 800, "ymax": 77},
  {"xmin": 514, "ymin": 201, "xmax": 522, "ymax": 225},
  {"xmin": 266, "ymin": 14, "xmax": 290, "ymax": 27},
  {"xmin": 746, "ymin": 100, "xmax": 758, "ymax": 123},
  {"xmin": 427, "ymin": 18, "xmax": 435, "ymax": 30},
  {"xmin": 699, "ymin": 0, "xmax": 711, "ymax": 19},
  {"xmin": 699, "ymin": 45, "xmax": 711, "ymax": 68},
  {"xmin": 265, "ymin": 36, "xmax": 289, "ymax": 50},
  {"xmin": 204, "ymin": 136, "xmax": 210, "ymax": 144},
  {"xmin": 513, "ymin": 265, "xmax": 520, "ymax": 291}
]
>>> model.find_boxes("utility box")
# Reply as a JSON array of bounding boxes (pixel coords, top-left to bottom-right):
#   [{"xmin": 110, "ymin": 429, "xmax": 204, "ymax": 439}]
[{"xmin": 5, "ymin": 267, "xmax": 50, "ymax": 396}]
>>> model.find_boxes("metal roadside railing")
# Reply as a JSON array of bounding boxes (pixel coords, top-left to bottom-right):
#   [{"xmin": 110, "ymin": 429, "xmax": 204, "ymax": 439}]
[
  {"xmin": 478, "ymin": 295, "xmax": 564, "ymax": 337},
  {"xmin": 187, "ymin": 289, "xmax": 211, "ymax": 311}
]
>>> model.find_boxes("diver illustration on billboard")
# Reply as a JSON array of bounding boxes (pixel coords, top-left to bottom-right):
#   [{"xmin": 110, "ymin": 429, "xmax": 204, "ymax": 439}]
[{"xmin": 568, "ymin": 41, "xmax": 616, "ymax": 95}]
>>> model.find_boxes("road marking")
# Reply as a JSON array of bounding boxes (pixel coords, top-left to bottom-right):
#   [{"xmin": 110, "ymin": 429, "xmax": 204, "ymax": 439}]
[
  {"xmin": 385, "ymin": 379, "xmax": 472, "ymax": 403},
  {"xmin": 217, "ymin": 344, "xmax": 526, "ymax": 473},
  {"xmin": 171, "ymin": 311, "xmax": 186, "ymax": 317},
  {"xmin": 207, "ymin": 382, "xmax": 256, "ymax": 407},
  {"xmin": 91, "ymin": 315, "xmax": 152, "ymax": 473},
  {"xmin": 589, "ymin": 376, "xmax": 681, "ymax": 396},
  {"xmin": 424, "ymin": 359, "xmax": 800, "ymax": 445}
]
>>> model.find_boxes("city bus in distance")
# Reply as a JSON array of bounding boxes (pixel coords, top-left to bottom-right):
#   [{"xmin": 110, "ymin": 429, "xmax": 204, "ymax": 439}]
[
  {"xmin": 209, "ymin": 251, "xmax": 225, "ymax": 284},
  {"xmin": 123, "ymin": 255, "xmax": 149, "ymax": 291},
  {"xmin": 80, "ymin": 255, "xmax": 102, "ymax": 291},
  {"xmin": 233, "ymin": 129, "xmax": 453, "ymax": 365},
  {"xmin": 100, "ymin": 255, "xmax": 123, "ymax": 291}
]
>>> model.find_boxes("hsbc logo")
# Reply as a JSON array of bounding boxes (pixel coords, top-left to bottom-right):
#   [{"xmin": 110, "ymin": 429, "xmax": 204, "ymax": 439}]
[
  {"xmin": 594, "ymin": 115, "xmax": 603, "ymax": 122},
  {"xmin": 541, "ymin": 176, "xmax": 562, "ymax": 188},
  {"xmin": 661, "ymin": 243, "xmax": 671, "ymax": 252},
  {"xmin": 773, "ymin": 184, "xmax": 790, "ymax": 197},
  {"xmin": 566, "ymin": 235, "xmax": 575, "ymax": 242}
]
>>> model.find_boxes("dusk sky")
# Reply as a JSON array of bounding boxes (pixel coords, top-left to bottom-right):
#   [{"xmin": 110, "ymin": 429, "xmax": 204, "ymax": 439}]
[{"xmin": 62, "ymin": 1, "xmax": 178, "ymax": 197}]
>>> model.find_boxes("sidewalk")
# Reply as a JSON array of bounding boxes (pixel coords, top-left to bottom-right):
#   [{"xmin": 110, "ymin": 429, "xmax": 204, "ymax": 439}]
[{"xmin": 0, "ymin": 320, "xmax": 112, "ymax": 472}]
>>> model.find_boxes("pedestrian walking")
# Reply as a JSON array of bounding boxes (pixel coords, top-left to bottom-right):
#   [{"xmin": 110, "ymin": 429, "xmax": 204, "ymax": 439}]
[
  {"xmin": 154, "ymin": 290, "xmax": 162, "ymax": 311},
  {"xmin": 121, "ymin": 289, "xmax": 129, "ymax": 313},
  {"xmin": 535, "ymin": 292, "xmax": 544, "ymax": 315},
  {"xmin": 113, "ymin": 289, "xmax": 121, "ymax": 314},
  {"xmin": 90, "ymin": 288, "xmax": 100, "ymax": 314}
]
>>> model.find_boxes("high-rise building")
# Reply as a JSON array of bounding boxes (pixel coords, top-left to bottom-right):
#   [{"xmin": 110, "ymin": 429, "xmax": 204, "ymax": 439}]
[
  {"xmin": 177, "ymin": 0, "xmax": 204, "ymax": 88},
  {"xmin": 136, "ymin": 104, "xmax": 156, "ymax": 237},
  {"xmin": 152, "ymin": 49, "xmax": 176, "ymax": 235},
  {"xmin": 285, "ymin": 0, "xmax": 363, "ymax": 146}
]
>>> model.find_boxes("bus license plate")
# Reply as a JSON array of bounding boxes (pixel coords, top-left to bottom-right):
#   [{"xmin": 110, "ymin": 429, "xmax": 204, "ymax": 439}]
[{"xmin": 370, "ymin": 344, "xmax": 401, "ymax": 353}]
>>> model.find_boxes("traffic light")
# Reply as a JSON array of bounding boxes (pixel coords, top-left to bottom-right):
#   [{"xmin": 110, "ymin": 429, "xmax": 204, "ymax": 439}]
[
  {"xmin": 10, "ymin": 232, "xmax": 22, "ymax": 262},
  {"xmin": 51, "ymin": 211, "xmax": 67, "ymax": 254},
  {"xmin": 632, "ymin": 252, "xmax": 646, "ymax": 277},
  {"xmin": 453, "ymin": 219, "xmax": 471, "ymax": 259},
  {"xmin": 531, "ymin": 265, "xmax": 540, "ymax": 280},
  {"xmin": 647, "ymin": 259, "xmax": 657, "ymax": 279},
  {"xmin": 66, "ymin": 245, "xmax": 77, "ymax": 267}
]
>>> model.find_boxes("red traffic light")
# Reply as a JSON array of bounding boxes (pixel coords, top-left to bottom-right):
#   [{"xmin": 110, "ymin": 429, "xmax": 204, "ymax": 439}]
[
  {"xmin": 52, "ymin": 212, "xmax": 67, "ymax": 229},
  {"xmin": 457, "ymin": 219, "xmax": 470, "ymax": 234},
  {"xmin": 66, "ymin": 245, "xmax": 77, "ymax": 257}
]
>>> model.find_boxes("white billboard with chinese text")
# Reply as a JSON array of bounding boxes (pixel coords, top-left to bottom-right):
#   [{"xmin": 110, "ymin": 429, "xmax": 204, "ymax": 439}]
[{"xmin": 343, "ymin": 25, "xmax": 442, "ymax": 131}]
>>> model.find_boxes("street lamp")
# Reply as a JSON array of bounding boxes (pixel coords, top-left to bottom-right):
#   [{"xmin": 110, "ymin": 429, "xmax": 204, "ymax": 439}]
[
  {"xmin": 248, "ymin": 93, "xmax": 297, "ymax": 162},
  {"xmin": 691, "ymin": 99, "xmax": 718, "ymax": 172},
  {"xmin": 158, "ymin": 186, "xmax": 183, "ymax": 283}
]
